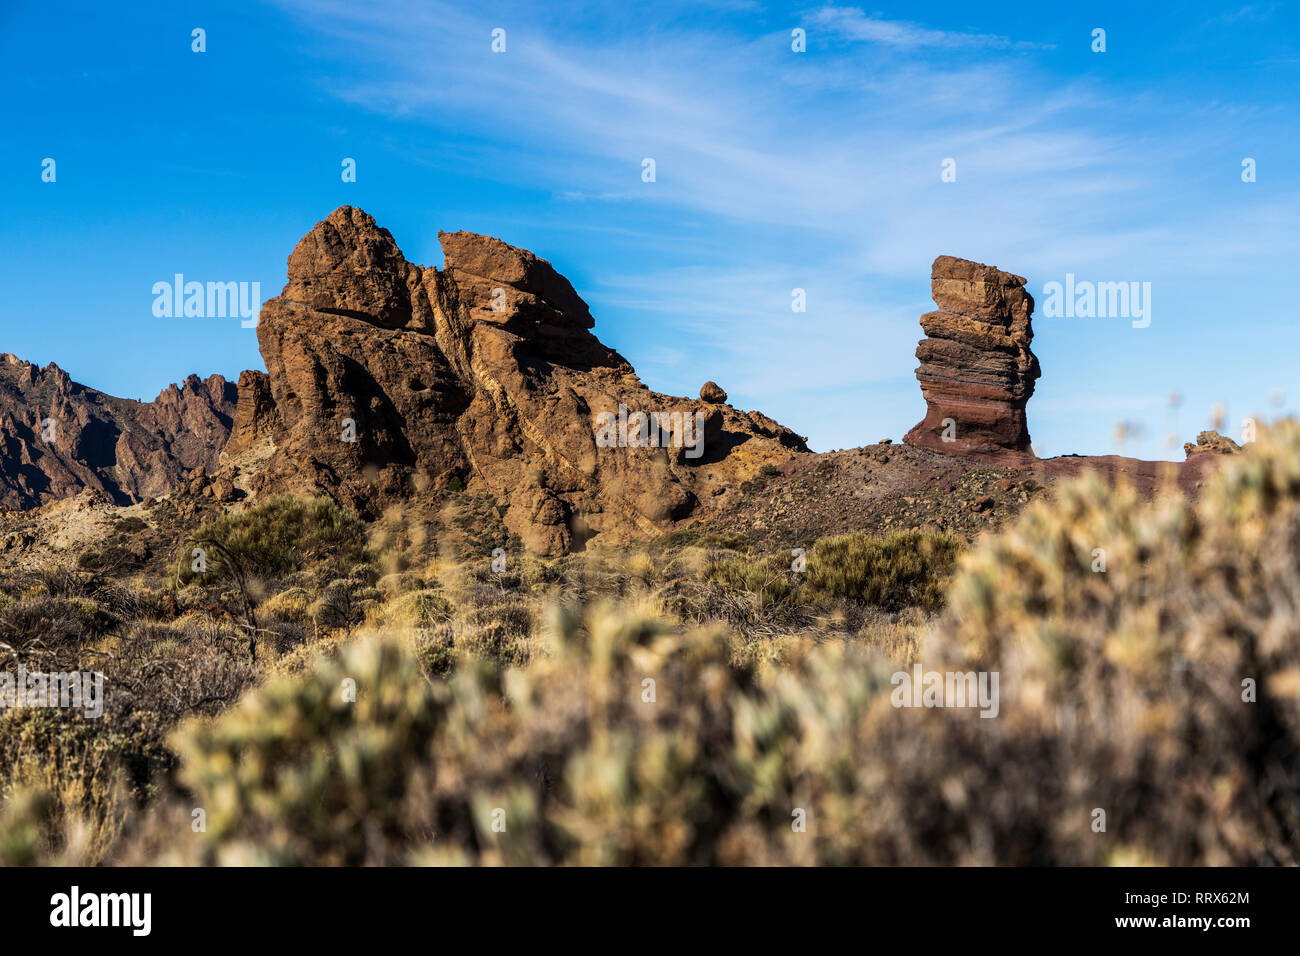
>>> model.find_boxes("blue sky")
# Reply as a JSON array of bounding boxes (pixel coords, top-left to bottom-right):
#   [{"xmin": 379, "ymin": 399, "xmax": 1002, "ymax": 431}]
[{"xmin": 2, "ymin": 1, "xmax": 1298, "ymax": 459}]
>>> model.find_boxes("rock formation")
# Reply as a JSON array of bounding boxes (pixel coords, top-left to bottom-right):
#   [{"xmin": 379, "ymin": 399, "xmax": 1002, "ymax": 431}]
[
  {"xmin": 222, "ymin": 370, "xmax": 280, "ymax": 459},
  {"xmin": 903, "ymin": 256, "xmax": 1040, "ymax": 460},
  {"xmin": 1184, "ymin": 430, "xmax": 1241, "ymax": 457},
  {"xmin": 244, "ymin": 206, "xmax": 807, "ymax": 554},
  {"xmin": 0, "ymin": 353, "xmax": 236, "ymax": 508},
  {"xmin": 700, "ymin": 381, "xmax": 728, "ymax": 404}
]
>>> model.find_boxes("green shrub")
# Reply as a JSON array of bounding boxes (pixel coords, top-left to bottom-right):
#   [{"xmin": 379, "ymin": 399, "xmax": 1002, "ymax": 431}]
[
  {"xmin": 806, "ymin": 529, "xmax": 962, "ymax": 610},
  {"xmin": 705, "ymin": 530, "xmax": 962, "ymax": 612},
  {"xmin": 380, "ymin": 590, "xmax": 454, "ymax": 630},
  {"xmin": 0, "ymin": 787, "xmax": 57, "ymax": 866},
  {"xmin": 933, "ymin": 421, "xmax": 1300, "ymax": 864},
  {"xmin": 156, "ymin": 603, "xmax": 894, "ymax": 865},
  {"xmin": 704, "ymin": 552, "xmax": 799, "ymax": 607},
  {"xmin": 169, "ymin": 637, "xmax": 445, "ymax": 865},
  {"xmin": 262, "ymin": 588, "xmax": 311, "ymax": 623},
  {"xmin": 178, "ymin": 495, "xmax": 367, "ymax": 585}
]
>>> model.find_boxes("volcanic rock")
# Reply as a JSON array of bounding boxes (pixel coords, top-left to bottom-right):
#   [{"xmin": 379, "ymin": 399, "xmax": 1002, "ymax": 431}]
[
  {"xmin": 1184, "ymin": 430, "xmax": 1241, "ymax": 457},
  {"xmin": 250, "ymin": 206, "xmax": 808, "ymax": 554},
  {"xmin": 222, "ymin": 370, "xmax": 281, "ymax": 458},
  {"xmin": 700, "ymin": 381, "xmax": 727, "ymax": 403},
  {"xmin": 0, "ymin": 354, "xmax": 237, "ymax": 508},
  {"xmin": 903, "ymin": 256, "xmax": 1040, "ymax": 460}
]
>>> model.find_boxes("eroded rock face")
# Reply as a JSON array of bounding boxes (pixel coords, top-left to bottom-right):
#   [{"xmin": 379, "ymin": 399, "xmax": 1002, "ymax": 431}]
[
  {"xmin": 223, "ymin": 370, "xmax": 282, "ymax": 459},
  {"xmin": 250, "ymin": 206, "xmax": 808, "ymax": 554},
  {"xmin": 0, "ymin": 353, "xmax": 236, "ymax": 508},
  {"xmin": 903, "ymin": 256, "xmax": 1040, "ymax": 460}
]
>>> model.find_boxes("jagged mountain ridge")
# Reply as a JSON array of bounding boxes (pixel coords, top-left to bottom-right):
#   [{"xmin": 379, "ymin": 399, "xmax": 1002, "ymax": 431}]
[{"xmin": 0, "ymin": 354, "xmax": 236, "ymax": 508}]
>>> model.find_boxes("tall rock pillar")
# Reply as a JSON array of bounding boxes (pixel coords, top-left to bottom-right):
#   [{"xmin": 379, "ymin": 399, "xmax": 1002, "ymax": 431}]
[{"xmin": 903, "ymin": 256, "xmax": 1040, "ymax": 460}]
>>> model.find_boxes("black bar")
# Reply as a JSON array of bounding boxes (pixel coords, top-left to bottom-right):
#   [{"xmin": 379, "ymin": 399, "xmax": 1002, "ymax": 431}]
[{"xmin": 0, "ymin": 865, "xmax": 1282, "ymax": 942}]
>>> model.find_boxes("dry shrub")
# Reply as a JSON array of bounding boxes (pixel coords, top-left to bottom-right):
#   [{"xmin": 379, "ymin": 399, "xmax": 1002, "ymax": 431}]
[
  {"xmin": 262, "ymin": 588, "xmax": 310, "ymax": 623},
  {"xmin": 372, "ymin": 590, "xmax": 454, "ymax": 630},
  {"xmin": 134, "ymin": 425, "xmax": 1300, "ymax": 865},
  {"xmin": 0, "ymin": 709, "xmax": 151, "ymax": 866},
  {"xmin": 310, "ymin": 578, "xmax": 382, "ymax": 630},
  {"xmin": 703, "ymin": 529, "xmax": 962, "ymax": 612},
  {"xmin": 178, "ymin": 494, "xmax": 368, "ymax": 584},
  {"xmin": 932, "ymin": 421, "xmax": 1300, "ymax": 864},
  {"xmin": 10, "ymin": 424, "xmax": 1300, "ymax": 866},
  {"xmin": 0, "ymin": 595, "xmax": 117, "ymax": 657}
]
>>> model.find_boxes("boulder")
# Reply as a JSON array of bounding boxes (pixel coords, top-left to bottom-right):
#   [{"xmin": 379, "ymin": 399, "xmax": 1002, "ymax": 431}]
[
  {"xmin": 1184, "ymin": 430, "xmax": 1241, "ymax": 457},
  {"xmin": 700, "ymin": 381, "xmax": 728, "ymax": 404}
]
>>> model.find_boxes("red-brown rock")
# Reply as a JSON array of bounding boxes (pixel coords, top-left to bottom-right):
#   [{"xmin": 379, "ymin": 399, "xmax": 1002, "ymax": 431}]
[
  {"xmin": 0, "ymin": 354, "xmax": 236, "ymax": 508},
  {"xmin": 700, "ymin": 381, "xmax": 727, "ymax": 404},
  {"xmin": 249, "ymin": 207, "xmax": 808, "ymax": 553},
  {"xmin": 222, "ymin": 369, "xmax": 282, "ymax": 459},
  {"xmin": 903, "ymin": 256, "xmax": 1040, "ymax": 461}
]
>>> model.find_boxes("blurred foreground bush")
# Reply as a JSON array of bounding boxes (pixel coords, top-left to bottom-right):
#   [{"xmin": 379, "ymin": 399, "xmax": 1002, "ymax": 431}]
[{"xmin": 7, "ymin": 426, "xmax": 1300, "ymax": 865}]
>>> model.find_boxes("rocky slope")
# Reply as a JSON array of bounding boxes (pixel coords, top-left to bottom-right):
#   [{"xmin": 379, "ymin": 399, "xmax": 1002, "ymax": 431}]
[
  {"xmin": 237, "ymin": 206, "xmax": 808, "ymax": 554},
  {"xmin": 0, "ymin": 354, "xmax": 236, "ymax": 508},
  {"xmin": 903, "ymin": 256, "xmax": 1040, "ymax": 460}
]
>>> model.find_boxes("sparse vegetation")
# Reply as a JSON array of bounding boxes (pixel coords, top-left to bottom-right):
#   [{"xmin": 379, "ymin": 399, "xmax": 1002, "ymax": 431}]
[
  {"xmin": 807, "ymin": 529, "xmax": 962, "ymax": 610},
  {"xmin": 177, "ymin": 494, "xmax": 368, "ymax": 585},
  {"xmin": 703, "ymin": 528, "xmax": 962, "ymax": 611},
  {"xmin": 4, "ymin": 424, "xmax": 1300, "ymax": 865}
]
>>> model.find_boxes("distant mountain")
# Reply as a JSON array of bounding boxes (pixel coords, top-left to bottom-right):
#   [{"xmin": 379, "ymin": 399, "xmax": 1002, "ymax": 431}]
[{"xmin": 0, "ymin": 353, "xmax": 236, "ymax": 508}]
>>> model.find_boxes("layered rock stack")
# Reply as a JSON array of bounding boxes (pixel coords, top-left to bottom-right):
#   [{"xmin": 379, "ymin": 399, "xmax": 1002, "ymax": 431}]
[
  {"xmin": 246, "ymin": 206, "xmax": 807, "ymax": 553},
  {"xmin": 903, "ymin": 256, "xmax": 1040, "ymax": 461}
]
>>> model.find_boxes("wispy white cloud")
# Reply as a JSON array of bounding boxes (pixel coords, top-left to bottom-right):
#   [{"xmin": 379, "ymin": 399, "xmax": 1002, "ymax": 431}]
[
  {"xmin": 807, "ymin": 5, "xmax": 1056, "ymax": 51},
  {"xmin": 270, "ymin": 0, "xmax": 1300, "ymax": 457},
  {"xmin": 1211, "ymin": 3, "xmax": 1280, "ymax": 24}
]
